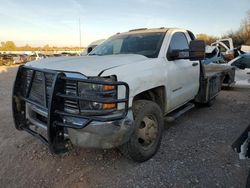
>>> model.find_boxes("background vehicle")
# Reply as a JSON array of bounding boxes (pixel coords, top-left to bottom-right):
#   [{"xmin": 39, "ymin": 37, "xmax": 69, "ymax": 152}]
[
  {"xmin": 13, "ymin": 54, "xmax": 29, "ymax": 64},
  {"xmin": 1, "ymin": 54, "xmax": 15, "ymax": 66},
  {"xmin": 228, "ymin": 53, "xmax": 250, "ymax": 88},
  {"xmin": 202, "ymin": 45, "xmax": 226, "ymax": 64},
  {"xmin": 52, "ymin": 53, "xmax": 62, "ymax": 57},
  {"xmin": 28, "ymin": 53, "xmax": 46, "ymax": 61},
  {"xmin": 0, "ymin": 54, "xmax": 3, "ymax": 66},
  {"xmin": 241, "ymin": 45, "xmax": 250, "ymax": 53},
  {"xmin": 12, "ymin": 28, "xmax": 235, "ymax": 162},
  {"xmin": 211, "ymin": 38, "xmax": 234, "ymax": 54},
  {"xmin": 87, "ymin": 39, "xmax": 105, "ymax": 53}
]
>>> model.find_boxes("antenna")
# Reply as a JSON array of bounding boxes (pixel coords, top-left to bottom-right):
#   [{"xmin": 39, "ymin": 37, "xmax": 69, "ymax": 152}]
[{"xmin": 79, "ymin": 17, "xmax": 82, "ymax": 53}]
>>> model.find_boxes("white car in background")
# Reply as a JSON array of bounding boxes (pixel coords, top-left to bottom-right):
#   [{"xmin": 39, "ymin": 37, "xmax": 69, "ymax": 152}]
[
  {"xmin": 228, "ymin": 53, "xmax": 250, "ymax": 88},
  {"xmin": 80, "ymin": 39, "xmax": 105, "ymax": 56},
  {"xmin": 87, "ymin": 39, "xmax": 105, "ymax": 53}
]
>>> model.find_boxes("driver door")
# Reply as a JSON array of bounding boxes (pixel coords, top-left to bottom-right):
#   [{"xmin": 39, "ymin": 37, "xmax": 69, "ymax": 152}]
[{"xmin": 165, "ymin": 31, "xmax": 200, "ymax": 111}]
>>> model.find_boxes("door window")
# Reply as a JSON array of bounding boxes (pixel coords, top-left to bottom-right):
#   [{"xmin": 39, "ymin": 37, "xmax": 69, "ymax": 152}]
[
  {"xmin": 218, "ymin": 44, "xmax": 227, "ymax": 52},
  {"xmin": 168, "ymin": 32, "xmax": 189, "ymax": 52},
  {"xmin": 167, "ymin": 32, "xmax": 189, "ymax": 60}
]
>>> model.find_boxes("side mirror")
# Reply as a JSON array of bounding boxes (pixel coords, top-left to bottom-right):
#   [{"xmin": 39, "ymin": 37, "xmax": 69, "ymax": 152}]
[
  {"xmin": 87, "ymin": 47, "xmax": 93, "ymax": 53},
  {"xmin": 189, "ymin": 40, "xmax": 206, "ymax": 61},
  {"xmin": 168, "ymin": 40, "xmax": 206, "ymax": 61},
  {"xmin": 168, "ymin": 49, "xmax": 189, "ymax": 60}
]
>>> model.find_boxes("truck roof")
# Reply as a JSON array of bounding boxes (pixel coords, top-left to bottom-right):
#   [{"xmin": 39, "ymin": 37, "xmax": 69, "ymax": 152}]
[
  {"xmin": 116, "ymin": 27, "xmax": 189, "ymax": 35},
  {"xmin": 116, "ymin": 27, "xmax": 186, "ymax": 36}
]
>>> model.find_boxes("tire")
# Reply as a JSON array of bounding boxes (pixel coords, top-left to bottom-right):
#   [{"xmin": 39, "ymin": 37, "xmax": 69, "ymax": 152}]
[
  {"xmin": 195, "ymin": 97, "xmax": 216, "ymax": 108},
  {"xmin": 205, "ymin": 97, "xmax": 216, "ymax": 107},
  {"xmin": 120, "ymin": 100, "xmax": 164, "ymax": 162}
]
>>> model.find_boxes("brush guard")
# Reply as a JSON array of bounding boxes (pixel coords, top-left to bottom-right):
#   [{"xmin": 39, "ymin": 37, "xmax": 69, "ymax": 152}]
[{"xmin": 12, "ymin": 65, "xmax": 129, "ymax": 154}]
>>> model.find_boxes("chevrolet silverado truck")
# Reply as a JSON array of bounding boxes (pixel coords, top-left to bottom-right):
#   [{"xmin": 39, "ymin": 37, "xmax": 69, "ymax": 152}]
[{"xmin": 12, "ymin": 28, "xmax": 235, "ymax": 162}]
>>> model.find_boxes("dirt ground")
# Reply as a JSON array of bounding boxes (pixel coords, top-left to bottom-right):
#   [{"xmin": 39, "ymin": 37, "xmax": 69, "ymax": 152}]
[{"xmin": 1, "ymin": 66, "xmax": 250, "ymax": 188}]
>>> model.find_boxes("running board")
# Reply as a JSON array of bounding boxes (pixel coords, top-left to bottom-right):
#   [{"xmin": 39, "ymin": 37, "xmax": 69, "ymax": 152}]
[{"xmin": 165, "ymin": 103, "xmax": 195, "ymax": 122}]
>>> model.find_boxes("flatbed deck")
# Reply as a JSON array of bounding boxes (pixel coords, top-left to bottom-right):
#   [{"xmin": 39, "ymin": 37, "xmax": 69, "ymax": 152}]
[
  {"xmin": 195, "ymin": 63, "xmax": 235, "ymax": 104},
  {"xmin": 204, "ymin": 64, "xmax": 235, "ymax": 85}
]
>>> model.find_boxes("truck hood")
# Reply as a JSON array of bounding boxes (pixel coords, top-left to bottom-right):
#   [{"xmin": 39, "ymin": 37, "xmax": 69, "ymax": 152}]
[{"xmin": 26, "ymin": 54, "xmax": 148, "ymax": 76}]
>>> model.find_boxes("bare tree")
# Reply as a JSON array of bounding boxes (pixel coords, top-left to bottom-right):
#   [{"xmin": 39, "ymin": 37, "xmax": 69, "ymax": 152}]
[
  {"xmin": 223, "ymin": 9, "xmax": 250, "ymax": 46},
  {"xmin": 196, "ymin": 34, "xmax": 218, "ymax": 44}
]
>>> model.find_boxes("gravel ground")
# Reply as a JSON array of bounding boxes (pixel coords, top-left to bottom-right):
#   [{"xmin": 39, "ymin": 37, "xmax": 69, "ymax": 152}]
[{"xmin": 1, "ymin": 66, "xmax": 250, "ymax": 188}]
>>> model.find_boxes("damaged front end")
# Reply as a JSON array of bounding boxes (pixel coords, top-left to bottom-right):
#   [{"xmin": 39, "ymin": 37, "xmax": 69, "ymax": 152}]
[{"xmin": 12, "ymin": 65, "xmax": 133, "ymax": 154}]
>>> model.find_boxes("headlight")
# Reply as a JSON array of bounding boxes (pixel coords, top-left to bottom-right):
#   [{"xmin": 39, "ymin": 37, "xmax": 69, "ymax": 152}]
[{"xmin": 77, "ymin": 76, "xmax": 117, "ymax": 113}]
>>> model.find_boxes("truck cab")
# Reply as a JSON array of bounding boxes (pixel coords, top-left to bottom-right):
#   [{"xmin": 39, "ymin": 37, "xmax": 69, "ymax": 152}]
[{"xmin": 12, "ymin": 28, "xmax": 234, "ymax": 162}]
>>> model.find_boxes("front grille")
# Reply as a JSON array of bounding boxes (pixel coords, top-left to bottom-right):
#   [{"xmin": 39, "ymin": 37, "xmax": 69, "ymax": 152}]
[
  {"xmin": 29, "ymin": 72, "xmax": 45, "ymax": 106},
  {"xmin": 45, "ymin": 73, "xmax": 54, "ymax": 105},
  {"xmin": 64, "ymin": 80, "xmax": 79, "ymax": 113},
  {"xmin": 24, "ymin": 70, "xmax": 55, "ymax": 108}
]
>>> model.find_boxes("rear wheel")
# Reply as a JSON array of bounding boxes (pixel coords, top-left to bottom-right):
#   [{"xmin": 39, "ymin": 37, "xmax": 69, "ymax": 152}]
[
  {"xmin": 120, "ymin": 100, "xmax": 164, "ymax": 162},
  {"xmin": 195, "ymin": 97, "xmax": 216, "ymax": 107},
  {"xmin": 205, "ymin": 97, "xmax": 216, "ymax": 107}
]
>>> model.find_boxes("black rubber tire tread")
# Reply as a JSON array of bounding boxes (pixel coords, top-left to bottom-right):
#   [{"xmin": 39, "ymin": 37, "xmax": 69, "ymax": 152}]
[
  {"xmin": 120, "ymin": 100, "xmax": 164, "ymax": 162},
  {"xmin": 195, "ymin": 97, "xmax": 216, "ymax": 108},
  {"xmin": 205, "ymin": 97, "xmax": 216, "ymax": 107}
]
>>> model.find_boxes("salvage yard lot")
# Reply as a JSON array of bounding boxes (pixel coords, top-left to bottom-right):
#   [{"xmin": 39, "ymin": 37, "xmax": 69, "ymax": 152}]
[{"xmin": 1, "ymin": 66, "xmax": 250, "ymax": 188}]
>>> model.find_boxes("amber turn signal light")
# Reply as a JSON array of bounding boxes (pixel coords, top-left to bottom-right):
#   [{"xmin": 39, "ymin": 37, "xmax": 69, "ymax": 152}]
[
  {"xmin": 103, "ymin": 85, "xmax": 115, "ymax": 91},
  {"xmin": 103, "ymin": 103, "xmax": 116, "ymax": 109}
]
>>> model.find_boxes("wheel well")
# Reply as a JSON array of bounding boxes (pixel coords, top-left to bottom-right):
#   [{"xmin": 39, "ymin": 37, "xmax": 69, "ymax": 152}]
[{"xmin": 133, "ymin": 86, "xmax": 166, "ymax": 112}]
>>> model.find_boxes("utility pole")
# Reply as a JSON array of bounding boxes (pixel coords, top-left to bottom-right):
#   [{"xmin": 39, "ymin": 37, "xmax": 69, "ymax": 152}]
[{"xmin": 79, "ymin": 17, "xmax": 82, "ymax": 53}]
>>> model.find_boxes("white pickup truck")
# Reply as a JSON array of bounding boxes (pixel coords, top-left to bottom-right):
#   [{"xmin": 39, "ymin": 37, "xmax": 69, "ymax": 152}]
[{"xmin": 12, "ymin": 28, "xmax": 235, "ymax": 162}]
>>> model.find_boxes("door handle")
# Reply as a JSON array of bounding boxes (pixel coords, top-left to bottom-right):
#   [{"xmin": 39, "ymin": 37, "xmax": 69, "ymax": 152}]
[{"xmin": 192, "ymin": 62, "xmax": 199, "ymax": 66}]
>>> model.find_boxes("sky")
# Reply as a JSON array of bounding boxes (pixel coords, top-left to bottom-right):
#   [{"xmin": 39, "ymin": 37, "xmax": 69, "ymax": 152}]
[{"xmin": 0, "ymin": 0, "xmax": 249, "ymax": 47}]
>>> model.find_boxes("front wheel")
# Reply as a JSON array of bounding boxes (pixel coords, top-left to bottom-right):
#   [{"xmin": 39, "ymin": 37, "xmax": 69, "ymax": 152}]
[{"xmin": 120, "ymin": 100, "xmax": 164, "ymax": 162}]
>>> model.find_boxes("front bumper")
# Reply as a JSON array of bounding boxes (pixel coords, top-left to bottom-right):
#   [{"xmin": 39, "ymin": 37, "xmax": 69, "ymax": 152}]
[
  {"xmin": 68, "ymin": 110, "xmax": 134, "ymax": 148},
  {"xmin": 12, "ymin": 66, "xmax": 130, "ymax": 153}
]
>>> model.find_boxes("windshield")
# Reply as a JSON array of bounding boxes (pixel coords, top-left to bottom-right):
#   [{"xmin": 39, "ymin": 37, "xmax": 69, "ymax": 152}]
[{"xmin": 89, "ymin": 32, "xmax": 165, "ymax": 58}]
